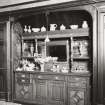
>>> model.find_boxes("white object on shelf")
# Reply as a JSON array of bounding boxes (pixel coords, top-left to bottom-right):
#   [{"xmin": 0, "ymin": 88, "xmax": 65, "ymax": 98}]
[
  {"xmin": 24, "ymin": 25, "xmax": 28, "ymax": 32},
  {"xmin": 40, "ymin": 63, "xmax": 44, "ymax": 72},
  {"xmin": 32, "ymin": 28, "xmax": 40, "ymax": 32},
  {"xmin": 82, "ymin": 21, "xmax": 88, "ymax": 28},
  {"xmin": 28, "ymin": 26, "xmax": 31, "ymax": 33},
  {"xmin": 70, "ymin": 25, "xmax": 78, "ymax": 29},
  {"xmin": 60, "ymin": 24, "xmax": 66, "ymax": 30},
  {"xmin": 50, "ymin": 24, "xmax": 57, "ymax": 31},
  {"xmin": 41, "ymin": 26, "xmax": 46, "ymax": 32}
]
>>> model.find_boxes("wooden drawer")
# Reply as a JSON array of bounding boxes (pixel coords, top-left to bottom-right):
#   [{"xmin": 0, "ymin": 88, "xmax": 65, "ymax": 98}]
[
  {"xmin": 68, "ymin": 81, "xmax": 86, "ymax": 88},
  {"xmin": 49, "ymin": 75, "xmax": 65, "ymax": 81},
  {"xmin": 68, "ymin": 76, "xmax": 86, "ymax": 82},
  {"xmin": 34, "ymin": 74, "xmax": 65, "ymax": 81},
  {"xmin": 16, "ymin": 73, "xmax": 30, "ymax": 78},
  {"xmin": 17, "ymin": 78, "xmax": 31, "ymax": 84}
]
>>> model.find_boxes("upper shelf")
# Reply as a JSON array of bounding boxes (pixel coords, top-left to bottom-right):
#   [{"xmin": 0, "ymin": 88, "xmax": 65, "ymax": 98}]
[{"xmin": 22, "ymin": 28, "xmax": 89, "ymax": 40}]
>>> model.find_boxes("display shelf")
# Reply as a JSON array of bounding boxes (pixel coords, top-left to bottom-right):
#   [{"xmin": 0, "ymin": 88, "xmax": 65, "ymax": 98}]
[
  {"xmin": 22, "ymin": 28, "xmax": 89, "ymax": 40},
  {"xmin": 20, "ymin": 27, "xmax": 90, "ymax": 74},
  {"xmin": 14, "ymin": 70, "xmax": 91, "ymax": 76},
  {"xmin": 72, "ymin": 56, "xmax": 89, "ymax": 60},
  {"xmin": 13, "ymin": 8, "xmax": 93, "ymax": 105}
]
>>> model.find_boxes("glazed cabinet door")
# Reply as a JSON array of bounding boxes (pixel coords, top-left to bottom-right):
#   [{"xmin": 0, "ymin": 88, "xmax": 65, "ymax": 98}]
[
  {"xmin": 33, "ymin": 76, "xmax": 47, "ymax": 105},
  {"xmin": 48, "ymin": 80, "xmax": 66, "ymax": 105}
]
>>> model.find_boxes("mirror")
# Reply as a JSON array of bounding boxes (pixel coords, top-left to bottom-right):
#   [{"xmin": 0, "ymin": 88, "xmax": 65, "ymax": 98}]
[{"xmin": 37, "ymin": 40, "xmax": 69, "ymax": 62}]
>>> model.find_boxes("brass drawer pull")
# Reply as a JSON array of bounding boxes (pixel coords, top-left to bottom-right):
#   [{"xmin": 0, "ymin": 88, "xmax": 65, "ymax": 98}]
[
  {"xmin": 21, "ymin": 79, "xmax": 25, "ymax": 82},
  {"xmin": 38, "ymin": 75, "xmax": 41, "ymax": 79},
  {"xmin": 55, "ymin": 76, "xmax": 58, "ymax": 80},
  {"xmin": 21, "ymin": 74, "xmax": 25, "ymax": 77}
]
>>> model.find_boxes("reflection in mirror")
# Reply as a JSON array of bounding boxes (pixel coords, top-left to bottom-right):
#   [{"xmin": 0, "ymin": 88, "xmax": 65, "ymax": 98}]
[
  {"xmin": 47, "ymin": 45, "xmax": 67, "ymax": 62},
  {"xmin": 38, "ymin": 40, "xmax": 68, "ymax": 62}
]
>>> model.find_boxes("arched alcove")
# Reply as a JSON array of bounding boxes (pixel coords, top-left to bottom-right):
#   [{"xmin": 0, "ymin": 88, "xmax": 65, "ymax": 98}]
[{"xmin": 17, "ymin": 10, "xmax": 93, "ymax": 31}]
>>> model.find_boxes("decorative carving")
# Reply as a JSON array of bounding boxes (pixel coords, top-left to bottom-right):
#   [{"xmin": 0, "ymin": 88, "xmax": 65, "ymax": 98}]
[
  {"xmin": 13, "ymin": 22, "xmax": 23, "ymax": 35},
  {"xmin": 13, "ymin": 22, "xmax": 23, "ymax": 70},
  {"xmin": 20, "ymin": 86, "xmax": 29, "ymax": 96},
  {"xmin": 16, "ymin": 83, "xmax": 32, "ymax": 100},
  {"xmin": 70, "ymin": 91, "xmax": 84, "ymax": 105}
]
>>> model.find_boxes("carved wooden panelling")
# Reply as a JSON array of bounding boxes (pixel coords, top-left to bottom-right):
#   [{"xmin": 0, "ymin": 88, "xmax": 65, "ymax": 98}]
[
  {"xmin": 14, "ymin": 72, "xmax": 90, "ymax": 105},
  {"xmin": 68, "ymin": 89, "xmax": 85, "ymax": 105},
  {"xmin": 15, "ymin": 83, "xmax": 32, "ymax": 100},
  {"xmin": 13, "ymin": 22, "xmax": 23, "ymax": 70},
  {"xmin": 0, "ymin": 23, "xmax": 6, "ymax": 68},
  {"xmin": 48, "ymin": 81, "xmax": 66, "ymax": 105},
  {"xmin": 34, "ymin": 79, "xmax": 47, "ymax": 104},
  {"xmin": 0, "ymin": 23, "xmax": 7, "ymax": 100}
]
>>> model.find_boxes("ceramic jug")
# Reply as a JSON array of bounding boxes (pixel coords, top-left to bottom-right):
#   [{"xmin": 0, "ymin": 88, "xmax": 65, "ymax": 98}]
[{"xmin": 50, "ymin": 24, "xmax": 57, "ymax": 31}]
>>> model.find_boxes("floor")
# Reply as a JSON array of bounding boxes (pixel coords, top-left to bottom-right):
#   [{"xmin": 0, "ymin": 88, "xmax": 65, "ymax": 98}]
[{"xmin": 0, "ymin": 101, "xmax": 22, "ymax": 105}]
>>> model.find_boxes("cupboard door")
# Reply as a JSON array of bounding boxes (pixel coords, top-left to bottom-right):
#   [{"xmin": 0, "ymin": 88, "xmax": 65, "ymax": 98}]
[
  {"xmin": 15, "ymin": 73, "xmax": 33, "ymax": 101},
  {"xmin": 67, "ymin": 76, "xmax": 90, "ymax": 105},
  {"xmin": 15, "ymin": 83, "xmax": 32, "ymax": 101},
  {"xmin": 68, "ymin": 87, "xmax": 85, "ymax": 105},
  {"xmin": 33, "ymin": 79, "xmax": 47, "ymax": 104},
  {"xmin": 48, "ymin": 80, "xmax": 66, "ymax": 105}
]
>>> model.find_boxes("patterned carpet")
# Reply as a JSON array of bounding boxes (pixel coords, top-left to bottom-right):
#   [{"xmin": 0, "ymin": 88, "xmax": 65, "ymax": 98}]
[{"xmin": 0, "ymin": 101, "xmax": 21, "ymax": 105}]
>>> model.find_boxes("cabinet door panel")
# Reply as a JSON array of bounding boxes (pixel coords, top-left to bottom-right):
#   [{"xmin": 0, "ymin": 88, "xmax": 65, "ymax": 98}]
[
  {"xmin": 33, "ymin": 79, "xmax": 47, "ymax": 104},
  {"xmin": 68, "ymin": 87, "xmax": 86, "ymax": 105},
  {"xmin": 48, "ymin": 81, "xmax": 66, "ymax": 105},
  {"xmin": 15, "ymin": 83, "xmax": 32, "ymax": 100}
]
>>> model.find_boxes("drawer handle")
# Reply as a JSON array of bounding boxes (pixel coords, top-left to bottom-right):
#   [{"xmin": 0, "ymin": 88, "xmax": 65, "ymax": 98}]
[
  {"xmin": 75, "ymin": 78, "xmax": 79, "ymax": 81},
  {"xmin": 55, "ymin": 76, "xmax": 58, "ymax": 79},
  {"xmin": 38, "ymin": 76, "xmax": 41, "ymax": 79},
  {"xmin": 21, "ymin": 79, "xmax": 25, "ymax": 82},
  {"xmin": 21, "ymin": 74, "xmax": 25, "ymax": 77},
  {"xmin": 82, "ymin": 81, "xmax": 86, "ymax": 84}
]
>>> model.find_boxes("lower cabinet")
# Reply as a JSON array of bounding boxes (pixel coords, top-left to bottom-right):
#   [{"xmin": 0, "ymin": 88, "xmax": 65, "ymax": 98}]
[
  {"xmin": 67, "ymin": 77, "xmax": 90, "ymax": 105},
  {"xmin": 68, "ymin": 87, "xmax": 86, "ymax": 105},
  {"xmin": 14, "ymin": 72, "xmax": 90, "ymax": 105},
  {"xmin": 15, "ymin": 83, "xmax": 33, "ymax": 100},
  {"xmin": 14, "ymin": 73, "xmax": 33, "ymax": 101},
  {"xmin": 33, "ymin": 79, "xmax": 47, "ymax": 104},
  {"xmin": 33, "ymin": 75, "xmax": 66, "ymax": 105},
  {"xmin": 48, "ymin": 80, "xmax": 66, "ymax": 105}
]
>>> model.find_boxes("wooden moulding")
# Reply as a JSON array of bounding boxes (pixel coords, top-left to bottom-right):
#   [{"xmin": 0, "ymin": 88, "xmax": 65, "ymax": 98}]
[{"xmin": 22, "ymin": 28, "xmax": 89, "ymax": 40}]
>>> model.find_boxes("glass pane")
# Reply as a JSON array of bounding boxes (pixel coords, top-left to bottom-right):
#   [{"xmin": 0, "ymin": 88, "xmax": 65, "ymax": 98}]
[
  {"xmin": 0, "ymin": 23, "xmax": 7, "ymax": 100},
  {"xmin": 0, "ymin": 23, "xmax": 7, "ymax": 68},
  {"xmin": 47, "ymin": 45, "xmax": 67, "ymax": 62}
]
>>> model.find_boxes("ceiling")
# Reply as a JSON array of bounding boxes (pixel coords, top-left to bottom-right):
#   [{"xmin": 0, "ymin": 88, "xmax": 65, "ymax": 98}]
[
  {"xmin": 0, "ymin": 0, "xmax": 104, "ymax": 7},
  {"xmin": 0, "ymin": 0, "xmax": 104, "ymax": 14}
]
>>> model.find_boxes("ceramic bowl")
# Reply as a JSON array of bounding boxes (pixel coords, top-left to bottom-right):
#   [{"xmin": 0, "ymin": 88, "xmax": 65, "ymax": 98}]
[
  {"xmin": 70, "ymin": 25, "xmax": 78, "ymax": 29},
  {"xmin": 32, "ymin": 28, "xmax": 40, "ymax": 32}
]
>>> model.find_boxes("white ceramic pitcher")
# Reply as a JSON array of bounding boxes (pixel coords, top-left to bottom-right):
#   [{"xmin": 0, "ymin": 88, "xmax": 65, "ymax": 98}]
[{"xmin": 50, "ymin": 24, "xmax": 57, "ymax": 31}]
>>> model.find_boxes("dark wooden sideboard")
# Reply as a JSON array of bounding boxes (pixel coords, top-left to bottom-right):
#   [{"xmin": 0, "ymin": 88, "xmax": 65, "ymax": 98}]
[
  {"xmin": 13, "ymin": 71, "xmax": 90, "ymax": 105},
  {"xmin": 12, "ymin": 9, "xmax": 92, "ymax": 105}
]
